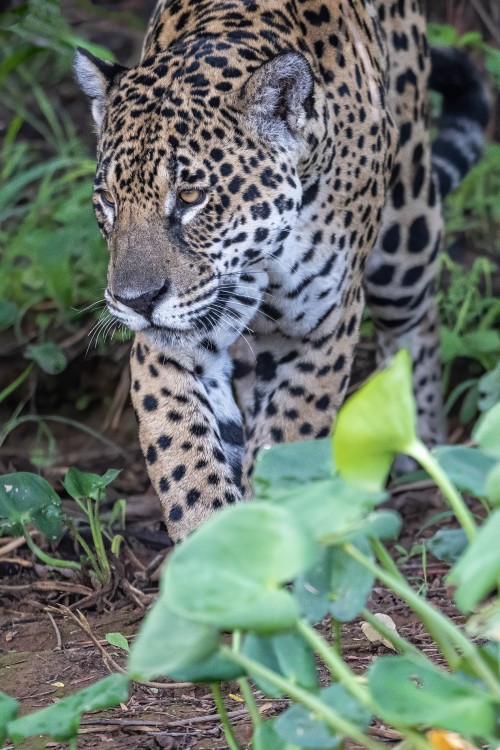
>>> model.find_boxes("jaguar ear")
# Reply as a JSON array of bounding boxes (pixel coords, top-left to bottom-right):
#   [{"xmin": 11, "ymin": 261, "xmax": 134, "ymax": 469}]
[
  {"xmin": 74, "ymin": 47, "xmax": 127, "ymax": 132},
  {"xmin": 236, "ymin": 52, "xmax": 314, "ymax": 146}
]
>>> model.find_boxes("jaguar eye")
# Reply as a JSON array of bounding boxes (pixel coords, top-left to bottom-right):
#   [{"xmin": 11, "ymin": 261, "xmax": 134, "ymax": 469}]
[
  {"xmin": 100, "ymin": 191, "xmax": 116, "ymax": 209},
  {"xmin": 177, "ymin": 188, "xmax": 205, "ymax": 206}
]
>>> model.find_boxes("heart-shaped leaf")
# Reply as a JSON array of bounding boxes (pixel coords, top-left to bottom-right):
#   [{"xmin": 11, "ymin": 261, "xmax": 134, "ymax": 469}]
[
  {"xmin": 128, "ymin": 596, "xmax": 220, "ymax": 681},
  {"xmin": 473, "ymin": 403, "xmax": 500, "ymax": 459},
  {"xmin": 274, "ymin": 684, "xmax": 371, "ymax": 748},
  {"xmin": 426, "ymin": 529, "xmax": 468, "ymax": 564},
  {"xmin": 253, "ymin": 438, "xmax": 334, "ymax": 497},
  {"xmin": 271, "ymin": 477, "xmax": 386, "ymax": 545},
  {"xmin": 486, "ymin": 463, "xmax": 500, "ymax": 506},
  {"xmin": 433, "ymin": 446, "xmax": 496, "ymax": 498},
  {"xmin": 0, "ymin": 472, "xmax": 63, "ymax": 538},
  {"xmin": 333, "ymin": 350, "xmax": 418, "ymax": 491},
  {"xmin": 242, "ymin": 630, "xmax": 318, "ymax": 697},
  {"xmin": 447, "ymin": 511, "xmax": 500, "ymax": 611},
  {"xmin": 0, "ymin": 692, "xmax": 18, "ymax": 744},
  {"xmin": 252, "ymin": 719, "xmax": 289, "ymax": 750},
  {"xmin": 294, "ymin": 540, "xmax": 374, "ymax": 624},
  {"xmin": 64, "ymin": 467, "xmax": 120, "ymax": 501},
  {"xmin": 368, "ymin": 656, "xmax": 495, "ymax": 734},
  {"xmin": 7, "ymin": 674, "xmax": 129, "ymax": 743},
  {"xmin": 163, "ymin": 503, "xmax": 317, "ymax": 632}
]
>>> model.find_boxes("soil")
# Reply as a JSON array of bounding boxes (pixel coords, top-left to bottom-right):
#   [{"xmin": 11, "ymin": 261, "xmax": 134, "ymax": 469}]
[{"xmin": 1, "ymin": 2, "xmax": 499, "ymax": 748}]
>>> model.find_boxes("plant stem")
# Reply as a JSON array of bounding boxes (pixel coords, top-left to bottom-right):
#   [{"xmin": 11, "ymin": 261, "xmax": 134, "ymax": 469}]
[
  {"xmin": 345, "ymin": 543, "xmax": 500, "ymax": 697},
  {"xmin": 371, "ymin": 539, "xmax": 460, "ymax": 669},
  {"xmin": 409, "ymin": 440, "xmax": 477, "ymax": 542},
  {"xmin": 210, "ymin": 683, "xmax": 240, "ymax": 750},
  {"xmin": 68, "ymin": 736, "xmax": 78, "ymax": 750},
  {"xmin": 23, "ymin": 528, "xmax": 81, "ymax": 571},
  {"xmin": 232, "ymin": 631, "xmax": 261, "ymax": 729},
  {"xmin": 237, "ymin": 678, "xmax": 261, "ymax": 729},
  {"xmin": 0, "ymin": 363, "xmax": 33, "ymax": 405},
  {"xmin": 65, "ymin": 519, "xmax": 100, "ymax": 574},
  {"xmin": 297, "ymin": 620, "xmax": 371, "ymax": 708},
  {"xmin": 221, "ymin": 646, "xmax": 386, "ymax": 750},
  {"xmin": 86, "ymin": 498, "xmax": 110, "ymax": 585},
  {"xmin": 332, "ymin": 618, "xmax": 342, "ymax": 655}
]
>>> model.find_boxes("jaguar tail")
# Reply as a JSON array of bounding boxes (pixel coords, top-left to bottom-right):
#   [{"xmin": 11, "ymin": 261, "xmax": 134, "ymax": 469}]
[{"xmin": 429, "ymin": 46, "xmax": 490, "ymax": 198}]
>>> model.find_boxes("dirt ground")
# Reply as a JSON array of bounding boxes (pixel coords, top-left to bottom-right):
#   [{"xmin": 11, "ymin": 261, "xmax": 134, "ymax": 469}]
[{"xmin": 1, "ymin": 1, "xmax": 498, "ymax": 748}]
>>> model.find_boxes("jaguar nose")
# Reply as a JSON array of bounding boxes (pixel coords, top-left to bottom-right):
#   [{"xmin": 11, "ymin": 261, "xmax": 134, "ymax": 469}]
[{"xmin": 114, "ymin": 281, "xmax": 170, "ymax": 317}]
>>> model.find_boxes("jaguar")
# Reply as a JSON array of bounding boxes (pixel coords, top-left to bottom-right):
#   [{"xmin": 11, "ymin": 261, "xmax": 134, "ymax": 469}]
[{"xmin": 75, "ymin": 0, "xmax": 489, "ymax": 540}]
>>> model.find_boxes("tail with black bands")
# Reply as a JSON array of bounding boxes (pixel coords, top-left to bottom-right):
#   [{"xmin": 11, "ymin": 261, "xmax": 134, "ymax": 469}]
[{"xmin": 430, "ymin": 46, "xmax": 490, "ymax": 198}]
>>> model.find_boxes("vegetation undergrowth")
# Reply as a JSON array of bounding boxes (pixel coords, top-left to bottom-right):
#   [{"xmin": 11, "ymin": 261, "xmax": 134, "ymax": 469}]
[
  {"xmin": 0, "ymin": 466, "xmax": 124, "ymax": 586},
  {"xmin": 2, "ymin": 351, "xmax": 500, "ymax": 749}
]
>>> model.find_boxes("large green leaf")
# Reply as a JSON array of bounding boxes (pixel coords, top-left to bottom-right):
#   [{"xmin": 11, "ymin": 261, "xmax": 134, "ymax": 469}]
[
  {"xmin": 128, "ymin": 596, "xmax": 220, "ymax": 682},
  {"xmin": 0, "ymin": 472, "xmax": 63, "ymax": 538},
  {"xmin": 433, "ymin": 446, "xmax": 496, "ymax": 498},
  {"xmin": 271, "ymin": 477, "xmax": 386, "ymax": 545},
  {"xmin": 368, "ymin": 656, "xmax": 495, "ymax": 734},
  {"xmin": 274, "ymin": 685, "xmax": 371, "ymax": 748},
  {"xmin": 0, "ymin": 692, "xmax": 18, "ymax": 745},
  {"xmin": 252, "ymin": 719, "xmax": 290, "ymax": 750},
  {"xmin": 7, "ymin": 674, "xmax": 129, "ymax": 743},
  {"xmin": 473, "ymin": 403, "xmax": 500, "ymax": 459},
  {"xmin": 426, "ymin": 529, "xmax": 467, "ymax": 564},
  {"xmin": 333, "ymin": 351, "xmax": 418, "ymax": 491},
  {"xmin": 253, "ymin": 438, "xmax": 333, "ymax": 497},
  {"xmin": 447, "ymin": 511, "xmax": 500, "ymax": 612},
  {"xmin": 64, "ymin": 467, "xmax": 120, "ymax": 501},
  {"xmin": 294, "ymin": 541, "xmax": 374, "ymax": 624},
  {"xmin": 163, "ymin": 503, "xmax": 317, "ymax": 632},
  {"xmin": 486, "ymin": 463, "xmax": 500, "ymax": 506},
  {"xmin": 243, "ymin": 630, "xmax": 318, "ymax": 697}
]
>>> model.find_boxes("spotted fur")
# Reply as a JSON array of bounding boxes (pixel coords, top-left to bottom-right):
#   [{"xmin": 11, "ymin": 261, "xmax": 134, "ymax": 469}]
[{"xmin": 75, "ymin": 0, "xmax": 488, "ymax": 540}]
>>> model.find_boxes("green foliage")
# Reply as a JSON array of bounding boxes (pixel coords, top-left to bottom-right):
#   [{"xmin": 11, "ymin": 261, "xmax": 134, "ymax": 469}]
[
  {"xmin": 0, "ymin": 471, "xmax": 63, "ymax": 537},
  {"xmin": 5, "ymin": 674, "xmax": 129, "ymax": 744},
  {"xmin": 123, "ymin": 351, "xmax": 500, "ymax": 750},
  {"xmin": 4, "ymin": 352, "xmax": 500, "ymax": 748},
  {"xmin": 0, "ymin": 466, "xmax": 122, "ymax": 582}
]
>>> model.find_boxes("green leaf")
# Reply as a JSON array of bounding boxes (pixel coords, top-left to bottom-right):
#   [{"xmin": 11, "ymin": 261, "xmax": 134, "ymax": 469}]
[
  {"xmin": 294, "ymin": 540, "xmax": 374, "ymax": 625},
  {"xmin": 105, "ymin": 632, "xmax": 129, "ymax": 653},
  {"xmin": 128, "ymin": 597, "xmax": 220, "ymax": 681},
  {"xmin": 0, "ymin": 300, "xmax": 17, "ymax": 331},
  {"xmin": 426, "ymin": 529, "xmax": 467, "ymax": 564},
  {"xmin": 168, "ymin": 651, "xmax": 244, "ymax": 683},
  {"xmin": 64, "ymin": 467, "xmax": 120, "ymax": 501},
  {"xmin": 243, "ymin": 630, "xmax": 318, "ymax": 697},
  {"xmin": 7, "ymin": 674, "xmax": 129, "ymax": 743},
  {"xmin": 163, "ymin": 503, "xmax": 317, "ymax": 633},
  {"xmin": 0, "ymin": 692, "xmax": 18, "ymax": 745},
  {"xmin": 0, "ymin": 472, "xmax": 63, "ymax": 538},
  {"xmin": 253, "ymin": 719, "xmax": 289, "ymax": 750},
  {"xmin": 368, "ymin": 656, "xmax": 495, "ymax": 734},
  {"xmin": 253, "ymin": 438, "xmax": 333, "ymax": 497},
  {"xmin": 473, "ymin": 403, "xmax": 500, "ymax": 458},
  {"xmin": 433, "ymin": 446, "xmax": 496, "ymax": 498},
  {"xmin": 274, "ymin": 684, "xmax": 371, "ymax": 748},
  {"xmin": 486, "ymin": 464, "xmax": 500, "ymax": 506},
  {"xmin": 271, "ymin": 477, "xmax": 386, "ymax": 545},
  {"xmin": 333, "ymin": 350, "xmax": 418, "ymax": 491},
  {"xmin": 448, "ymin": 511, "xmax": 500, "ymax": 612},
  {"xmin": 24, "ymin": 342, "xmax": 67, "ymax": 375}
]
